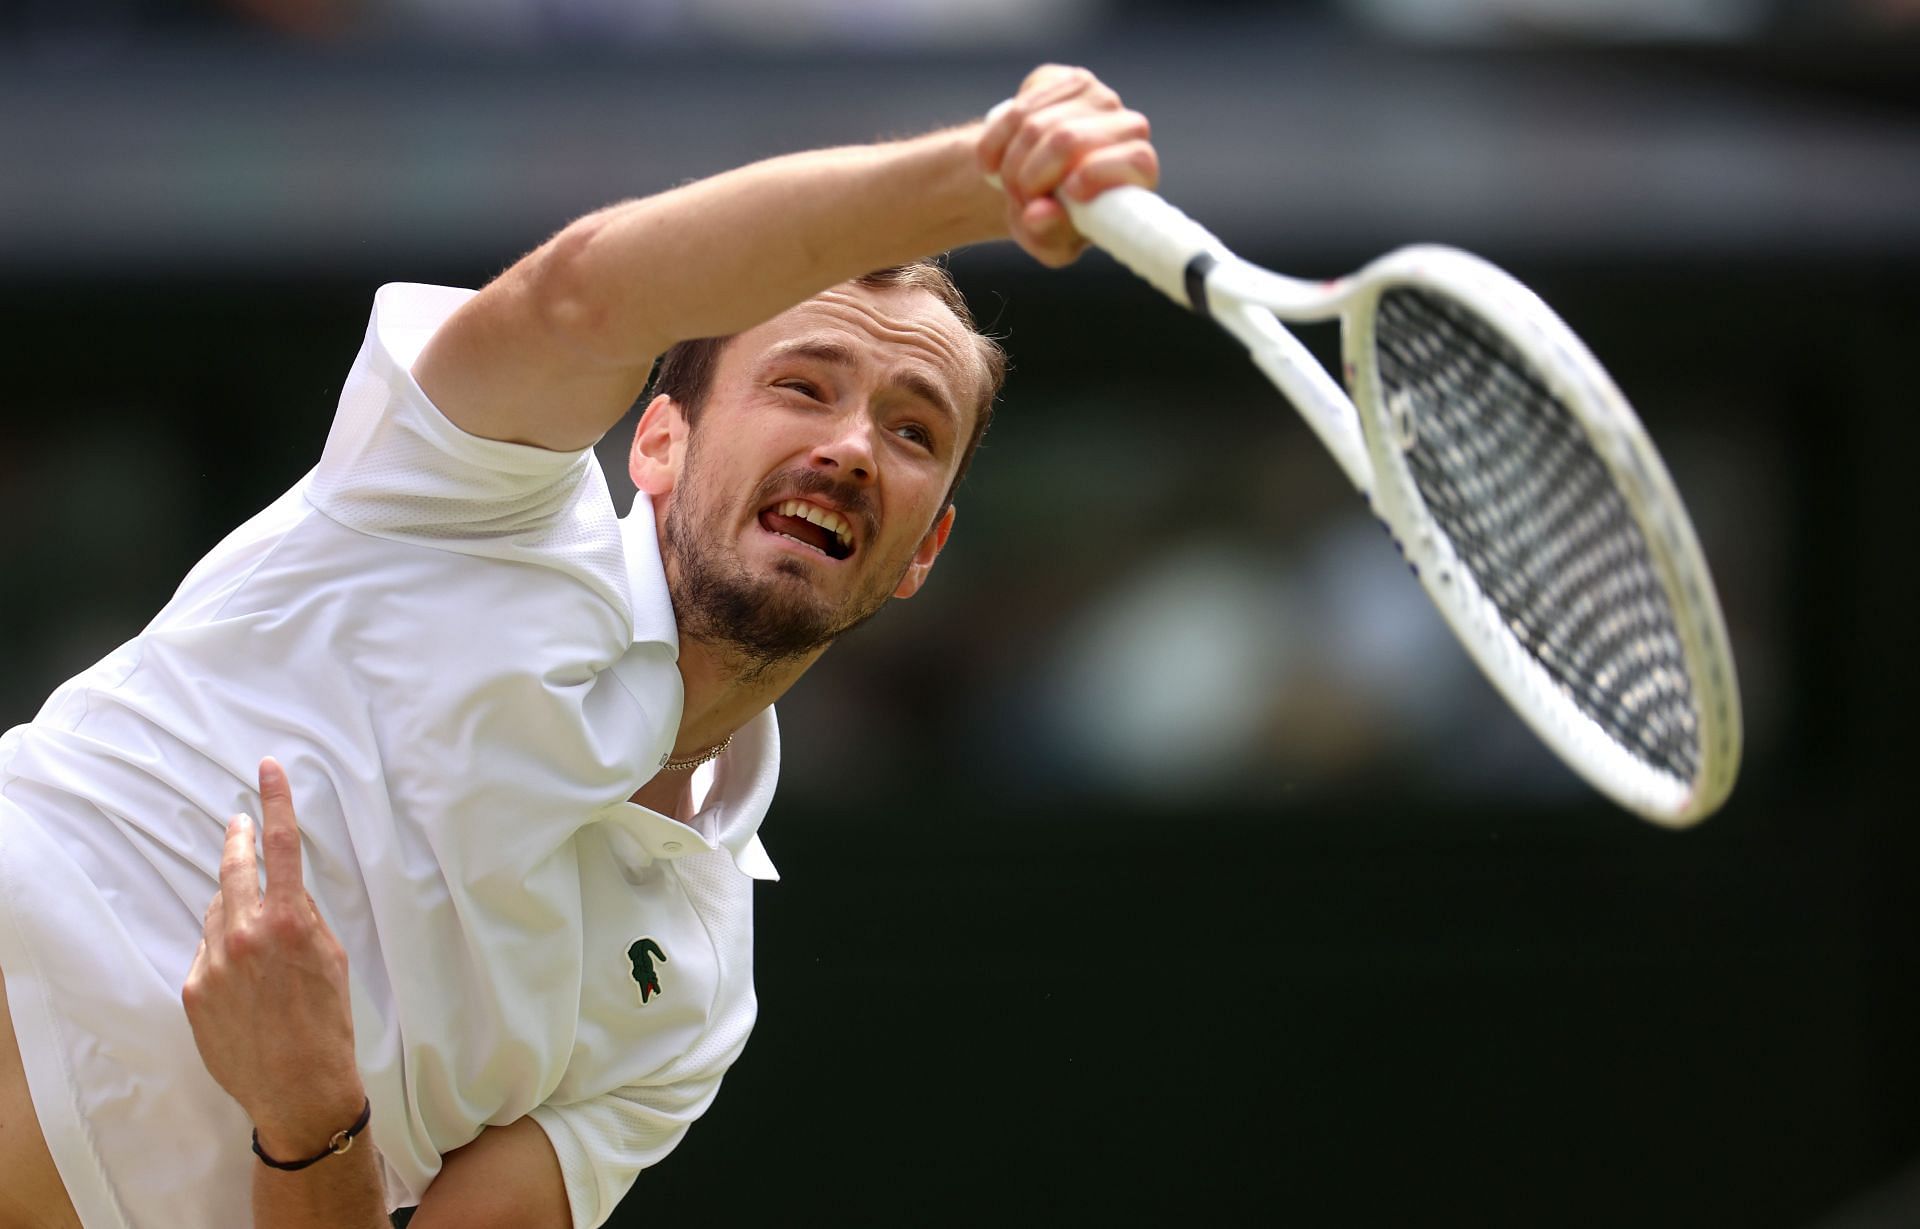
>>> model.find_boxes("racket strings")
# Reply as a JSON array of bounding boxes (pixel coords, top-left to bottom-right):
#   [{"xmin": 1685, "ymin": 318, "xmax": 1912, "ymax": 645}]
[{"xmin": 1372, "ymin": 287, "xmax": 1699, "ymax": 784}]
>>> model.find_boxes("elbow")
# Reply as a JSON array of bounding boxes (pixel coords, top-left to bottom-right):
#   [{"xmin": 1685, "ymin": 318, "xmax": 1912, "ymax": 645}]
[{"xmin": 525, "ymin": 212, "xmax": 635, "ymax": 366}]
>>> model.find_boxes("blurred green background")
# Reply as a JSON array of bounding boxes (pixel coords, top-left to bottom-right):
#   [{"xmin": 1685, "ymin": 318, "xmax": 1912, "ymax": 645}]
[{"xmin": 3, "ymin": 2, "xmax": 1918, "ymax": 1224}]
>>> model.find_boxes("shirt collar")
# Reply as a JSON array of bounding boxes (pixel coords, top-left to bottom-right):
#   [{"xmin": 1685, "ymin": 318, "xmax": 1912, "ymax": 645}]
[
  {"xmin": 600, "ymin": 707, "xmax": 781, "ymax": 881},
  {"xmin": 610, "ymin": 491, "xmax": 780, "ymax": 881},
  {"xmin": 703, "ymin": 706, "xmax": 781, "ymax": 880},
  {"xmin": 620, "ymin": 491, "xmax": 680, "ymax": 652}
]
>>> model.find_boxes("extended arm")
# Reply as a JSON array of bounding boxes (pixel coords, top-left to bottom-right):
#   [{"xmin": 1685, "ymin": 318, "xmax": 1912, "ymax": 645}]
[{"xmin": 413, "ymin": 64, "xmax": 1155, "ymax": 451}]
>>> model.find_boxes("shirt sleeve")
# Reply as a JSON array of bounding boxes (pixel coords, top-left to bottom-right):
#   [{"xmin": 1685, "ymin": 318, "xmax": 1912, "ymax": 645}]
[
  {"xmin": 305, "ymin": 282, "xmax": 600, "ymax": 544},
  {"xmin": 528, "ymin": 1074, "xmax": 728, "ymax": 1229}
]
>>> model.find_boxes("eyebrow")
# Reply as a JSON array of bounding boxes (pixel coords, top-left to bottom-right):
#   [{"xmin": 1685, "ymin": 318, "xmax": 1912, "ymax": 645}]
[{"xmin": 764, "ymin": 338, "xmax": 961, "ymax": 429}]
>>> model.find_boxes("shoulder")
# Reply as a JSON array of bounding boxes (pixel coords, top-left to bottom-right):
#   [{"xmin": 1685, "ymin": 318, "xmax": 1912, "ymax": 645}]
[{"xmin": 372, "ymin": 282, "xmax": 480, "ymax": 370}]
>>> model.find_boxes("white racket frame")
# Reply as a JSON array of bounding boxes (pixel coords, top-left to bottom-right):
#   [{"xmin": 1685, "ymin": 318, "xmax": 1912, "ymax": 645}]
[{"xmin": 1062, "ymin": 186, "xmax": 1742, "ymax": 826}]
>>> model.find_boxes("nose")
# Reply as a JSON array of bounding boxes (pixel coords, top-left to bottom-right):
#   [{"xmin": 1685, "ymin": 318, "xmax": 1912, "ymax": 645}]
[{"xmin": 810, "ymin": 408, "xmax": 877, "ymax": 484}]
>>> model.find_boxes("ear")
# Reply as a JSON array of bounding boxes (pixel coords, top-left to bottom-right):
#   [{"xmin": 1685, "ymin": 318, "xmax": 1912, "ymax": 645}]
[
  {"xmin": 629, "ymin": 394, "xmax": 688, "ymax": 496},
  {"xmin": 893, "ymin": 505, "xmax": 957, "ymax": 599}
]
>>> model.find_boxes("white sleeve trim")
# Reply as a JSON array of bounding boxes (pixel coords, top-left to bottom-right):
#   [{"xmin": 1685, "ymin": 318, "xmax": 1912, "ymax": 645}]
[
  {"xmin": 528, "ymin": 1076, "xmax": 726, "ymax": 1229},
  {"xmin": 305, "ymin": 282, "xmax": 601, "ymax": 544},
  {"xmin": 374, "ymin": 282, "xmax": 591, "ymax": 475}
]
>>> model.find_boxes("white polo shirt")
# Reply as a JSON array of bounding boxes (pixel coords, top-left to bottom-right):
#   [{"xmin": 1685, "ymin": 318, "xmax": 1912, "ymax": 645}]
[{"xmin": 0, "ymin": 282, "xmax": 778, "ymax": 1229}]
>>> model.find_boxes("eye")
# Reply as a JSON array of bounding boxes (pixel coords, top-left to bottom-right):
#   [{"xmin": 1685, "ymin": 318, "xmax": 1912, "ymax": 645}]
[
  {"xmin": 894, "ymin": 422, "xmax": 935, "ymax": 450},
  {"xmin": 775, "ymin": 379, "xmax": 823, "ymax": 401}
]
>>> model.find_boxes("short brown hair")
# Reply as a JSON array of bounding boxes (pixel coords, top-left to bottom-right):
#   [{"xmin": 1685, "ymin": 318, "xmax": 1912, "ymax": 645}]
[{"xmin": 649, "ymin": 262, "xmax": 1007, "ymax": 511}]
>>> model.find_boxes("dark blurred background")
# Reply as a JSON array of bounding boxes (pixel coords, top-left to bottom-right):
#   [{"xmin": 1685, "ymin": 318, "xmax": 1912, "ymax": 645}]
[{"xmin": 4, "ymin": 0, "xmax": 1919, "ymax": 1225}]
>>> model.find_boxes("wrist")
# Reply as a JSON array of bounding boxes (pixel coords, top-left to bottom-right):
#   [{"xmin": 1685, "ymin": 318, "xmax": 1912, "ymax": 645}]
[
  {"xmin": 898, "ymin": 122, "xmax": 1008, "ymax": 250},
  {"xmin": 251, "ymin": 1088, "xmax": 370, "ymax": 1162}
]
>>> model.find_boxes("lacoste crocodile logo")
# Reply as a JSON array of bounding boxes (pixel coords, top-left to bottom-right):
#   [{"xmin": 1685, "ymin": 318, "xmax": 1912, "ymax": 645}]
[{"xmin": 627, "ymin": 938, "xmax": 666, "ymax": 1004}]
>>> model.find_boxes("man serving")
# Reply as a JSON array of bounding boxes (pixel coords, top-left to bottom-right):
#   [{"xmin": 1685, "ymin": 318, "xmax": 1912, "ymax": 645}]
[{"xmin": 0, "ymin": 65, "xmax": 1157, "ymax": 1229}]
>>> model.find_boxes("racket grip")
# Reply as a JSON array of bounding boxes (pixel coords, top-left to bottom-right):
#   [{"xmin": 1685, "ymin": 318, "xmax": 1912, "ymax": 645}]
[{"xmin": 1062, "ymin": 187, "xmax": 1231, "ymax": 312}]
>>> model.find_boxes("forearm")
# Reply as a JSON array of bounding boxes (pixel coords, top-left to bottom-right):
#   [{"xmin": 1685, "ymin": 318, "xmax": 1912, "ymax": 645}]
[
  {"xmin": 538, "ymin": 123, "xmax": 1005, "ymax": 365},
  {"xmin": 413, "ymin": 66, "xmax": 1151, "ymax": 449},
  {"xmin": 252, "ymin": 1137, "xmax": 388, "ymax": 1229}
]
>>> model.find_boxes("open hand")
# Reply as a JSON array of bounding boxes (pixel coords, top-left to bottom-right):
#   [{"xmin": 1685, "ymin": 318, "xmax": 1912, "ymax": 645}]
[
  {"xmin": 182, "ymin": 757, "xmax": 366, "ymax": 1160},
  {"xmin": 977, "ymin": 64, "xmax": 1160, "ymax": 268}
]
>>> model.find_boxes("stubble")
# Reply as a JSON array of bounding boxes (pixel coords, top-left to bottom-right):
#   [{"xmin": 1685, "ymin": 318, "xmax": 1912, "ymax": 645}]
[{"xmin": 661, "ymin": 453, "xmax": 903, "ymax": 680}]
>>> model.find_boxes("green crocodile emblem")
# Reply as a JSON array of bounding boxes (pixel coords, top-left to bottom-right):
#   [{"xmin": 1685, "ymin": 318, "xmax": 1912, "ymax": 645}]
[{"xmin": 627, "ymin": 938, "xmax": 667, "ymax": 1004}]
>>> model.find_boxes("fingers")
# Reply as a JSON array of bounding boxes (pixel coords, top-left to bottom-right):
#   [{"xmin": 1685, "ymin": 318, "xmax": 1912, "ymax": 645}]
[
  {"xmin": 1020, "ymin": 62, "xmax": 1102, "ymax": 101},
  {"xmin": 256, "ymin": 756, "xmax": 304, "ymax": 913},
  {"xmin": 184, "ymin": 885, "xmax": 221, "ymax": 1012},
  {"xmin": 977, "ymin": 64, "xmax": 1159, "ymax": 269},
  {"xmin": 217, "ymin": 812, "xmax": 258, "ymax": 910},
  {"xmin": 1016, "ymin": 199, "xmax": 1086, "ymax": 268},
  {"xmin": 1001, "ymin": 109, "xmax": 1153, "ymax": 207},
  {"xmin": 184, "ymin": 891, "xmax": 213, "ymax": 979},
  {"xmin": 979, "ymin": 65, "xmax": 1107, "ymax": 165},
  {"xmin": 980, "ymin": 68, "xmax": 1130, "ymax": 197},
  {"xmin": 186, "ymin": 760, "xmax": 342, "ymax": 1044},
  {"xmin": 1059, "ymin": 138, "xmax": 1160, "ymax": 203},
  {"xmin": 208, "ymin": 757, "xmax": 304, "ymax": 938}
]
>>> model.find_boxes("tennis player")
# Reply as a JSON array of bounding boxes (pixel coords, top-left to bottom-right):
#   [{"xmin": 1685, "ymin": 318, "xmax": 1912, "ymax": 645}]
[{"xmin": 0, "ymin": 65, "xmax": 1156, "ymax": 1229}]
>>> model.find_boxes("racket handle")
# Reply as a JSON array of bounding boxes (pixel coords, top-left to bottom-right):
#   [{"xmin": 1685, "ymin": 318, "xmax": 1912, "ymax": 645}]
[
  {"xmin": 983, "ymin": 171, "xmax": 1227, "ymax": 312},
  {"xmin": 1062, "ymin": 187, "xmax": 1231, "ymax": 313}
]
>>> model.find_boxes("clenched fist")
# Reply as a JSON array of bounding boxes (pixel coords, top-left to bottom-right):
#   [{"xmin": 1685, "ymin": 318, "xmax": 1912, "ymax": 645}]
[{"xmin": 978, "ymin": 64, "xmax": 1160, "ymax": 268}]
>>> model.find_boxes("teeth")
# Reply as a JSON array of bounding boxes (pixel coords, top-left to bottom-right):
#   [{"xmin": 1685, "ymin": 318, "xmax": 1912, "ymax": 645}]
[{"xmin": 777, "ymin": 499, "xmax": 853, "ymax": 547}]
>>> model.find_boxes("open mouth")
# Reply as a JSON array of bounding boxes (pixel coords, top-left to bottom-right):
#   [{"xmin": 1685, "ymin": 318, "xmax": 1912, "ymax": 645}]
[{"xmin": 758, "ymin": 498, "xmax": 856, "ymax": 562}]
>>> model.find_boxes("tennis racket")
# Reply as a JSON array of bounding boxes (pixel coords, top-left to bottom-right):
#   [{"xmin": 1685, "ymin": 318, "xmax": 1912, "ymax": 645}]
[{"xmin": 1058, "ymin": 186, "xmax": 1741, "ymax": 827}]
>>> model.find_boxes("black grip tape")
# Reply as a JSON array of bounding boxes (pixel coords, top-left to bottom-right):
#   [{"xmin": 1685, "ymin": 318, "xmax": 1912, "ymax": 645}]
[{"xmin": 1183, "ymin": 251, "xmax": 1218, "ymax": 318}]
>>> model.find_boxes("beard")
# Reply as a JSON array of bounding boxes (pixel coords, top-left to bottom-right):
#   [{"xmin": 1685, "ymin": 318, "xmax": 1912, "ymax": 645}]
[{"xmin": 661, "ymin": 457, "xmax": 904, "ymax": 678}]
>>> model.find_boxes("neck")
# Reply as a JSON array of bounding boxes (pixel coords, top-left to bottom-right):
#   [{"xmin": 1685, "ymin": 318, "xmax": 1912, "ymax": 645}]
[{"xmin": 666, "ymin": 632, "xmax": 824, "ymax": 762}]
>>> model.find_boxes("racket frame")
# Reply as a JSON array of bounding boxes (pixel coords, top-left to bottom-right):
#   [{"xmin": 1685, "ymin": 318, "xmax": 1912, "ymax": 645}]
[
  {"xmin": 1334, "ymin": 248, "xmax": 1740, "ymax": 824},
  {"xmin": 1064, "ymin": 187, "xmax": 1742, "ymax": 825}
]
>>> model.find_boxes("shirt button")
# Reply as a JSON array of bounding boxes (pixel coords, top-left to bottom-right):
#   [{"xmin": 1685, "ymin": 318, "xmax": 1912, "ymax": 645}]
[{"xmin": 662, "ymin": 841, "xmax": 683, "ymax": 853}]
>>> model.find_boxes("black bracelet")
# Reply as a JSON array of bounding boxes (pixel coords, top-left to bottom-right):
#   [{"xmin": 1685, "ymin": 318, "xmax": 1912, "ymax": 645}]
[{"xmin": 251, "ymin": 1098, "xmax": 372, "ymax": 1172}]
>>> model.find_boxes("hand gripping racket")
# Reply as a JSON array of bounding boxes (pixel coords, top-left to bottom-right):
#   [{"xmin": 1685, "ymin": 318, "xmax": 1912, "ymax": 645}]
[{"xmin": 1059, "ymin": 186, "xmax": 1741, "ymax": 827}]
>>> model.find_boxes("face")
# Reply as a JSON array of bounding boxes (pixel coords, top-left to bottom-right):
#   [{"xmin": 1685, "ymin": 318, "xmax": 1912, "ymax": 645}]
[{"xmin": 631, "ymin": 282, "xmax": 979, "ymax": 672}]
